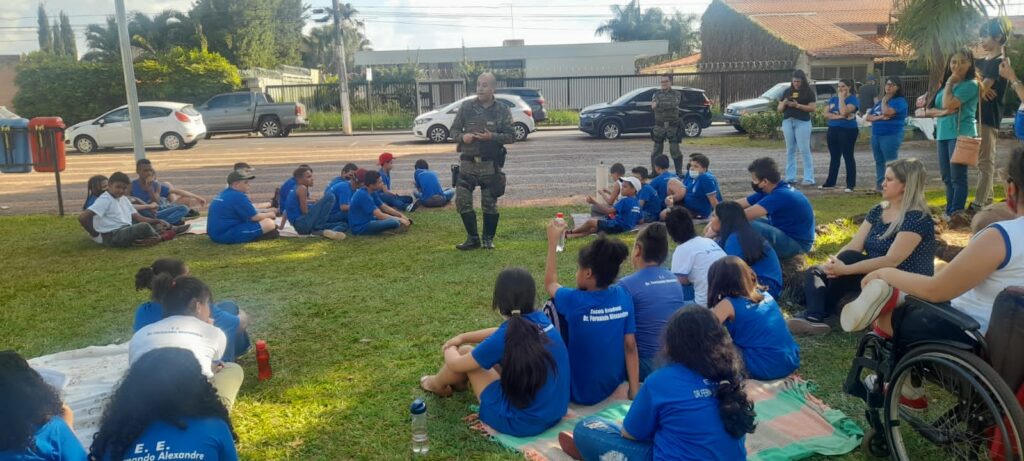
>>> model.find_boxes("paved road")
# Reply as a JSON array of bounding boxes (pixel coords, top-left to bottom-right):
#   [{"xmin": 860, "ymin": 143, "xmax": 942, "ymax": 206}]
[{"xmin": 0, "ymin": 127, "xmax": 1013, "ymax": 216}]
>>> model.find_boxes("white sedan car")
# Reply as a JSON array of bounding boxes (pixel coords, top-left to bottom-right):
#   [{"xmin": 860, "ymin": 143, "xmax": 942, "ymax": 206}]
[
  {"xmin": 414, "ymin": 94, "xmax": 536, "ymax": 143},
  {"xmin": 65, "ymin": 102, "xmax": 206, "ymax": 153}
]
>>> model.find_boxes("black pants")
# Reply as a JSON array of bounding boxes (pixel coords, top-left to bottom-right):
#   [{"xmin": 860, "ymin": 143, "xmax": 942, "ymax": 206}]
[
  {"xmin": 824, "ymin": 126, "xmax": 858, "ymax": 188},
  {"xmin": 803, "ymin": 250, "xmax": 870, "ymax": 320}
]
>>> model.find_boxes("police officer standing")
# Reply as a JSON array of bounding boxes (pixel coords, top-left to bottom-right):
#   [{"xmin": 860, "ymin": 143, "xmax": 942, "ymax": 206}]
[
  {"xmin": 451, "ymin": 72, "xmax": 515, "ymax": 250},
  {"xmin": 651, "ymin": 74, "xmax": 684, "ymax": 176}
]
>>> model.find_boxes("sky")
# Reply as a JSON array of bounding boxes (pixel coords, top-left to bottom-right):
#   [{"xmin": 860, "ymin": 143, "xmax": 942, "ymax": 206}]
[{"xmin": 0, "ymin": 0, "xmax": 714, "ymax": 57}]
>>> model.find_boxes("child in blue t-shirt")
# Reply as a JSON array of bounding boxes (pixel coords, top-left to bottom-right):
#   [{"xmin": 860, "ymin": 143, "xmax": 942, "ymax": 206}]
[
  {"xmin": 89, "ymin": 348, "xmax": 238, "ymax": 461},
  {"xmin": 545, "ymin": 221, "xmax": 640, "ymax": 404},
  {"xmin": 631, "ymin": 166, "xmax": 661, "ymax": 224},
  {"xmin": 680, "ymin": 153, "xmax": 722, "ymax": 219},
  {"xmin": 0, "ymin": 351, "xmax": 87, "ymax": 461},
  {"xmin": 84, "ymin": 175, "xmax": 108, "ymax": 210},
  {"xmin": 707, "ymin": 256, "xmax": 800, "ymax": 380},
  {"xmin": 560, "ymin": 306, "xmax": 754, "ymax": 461},
  {"xmin": 132, "ymin": 259, "xmax": 251, "ymax": 362},
  {"xmin": 412, "ymin": 160, "xmax": 455, "ymax": 208},
  {"xmin": 568, "ymin": 176, "xmax": 642, "ymax": 237},
  {"xmin": 420, "ymin": 267, "xmax": 570, "ymax": 437},
  {"xmin": 710, "ymin": 202, "xmax": 783, "ymax": 299}
]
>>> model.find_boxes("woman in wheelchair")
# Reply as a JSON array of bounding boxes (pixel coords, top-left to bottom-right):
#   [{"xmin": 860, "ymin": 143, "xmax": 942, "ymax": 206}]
[{"xmin": 789, "ymin": 158, "xmax": 935, "ymax": 336}]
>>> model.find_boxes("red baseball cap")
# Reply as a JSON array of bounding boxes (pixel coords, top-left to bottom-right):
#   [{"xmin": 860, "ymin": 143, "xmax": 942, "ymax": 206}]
[
  {"xmin": 378, "ymin": 152, "xmax": 394, "ymax": 165},
  {"xmin": 354, "ymin": 168, "xmax": 368, "ymax": 183}
]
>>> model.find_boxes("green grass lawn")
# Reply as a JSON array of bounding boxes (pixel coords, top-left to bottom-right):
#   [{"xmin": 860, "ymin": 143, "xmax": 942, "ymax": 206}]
[{"xmin": 0, "ymin": 188, "xmax": 993, "ymax": 460}]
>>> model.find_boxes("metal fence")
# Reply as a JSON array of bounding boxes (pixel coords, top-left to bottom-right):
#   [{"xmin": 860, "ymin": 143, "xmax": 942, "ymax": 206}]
[{"xmin": 267, "ymin": 82, "xmax": 418, "ymax": 114}]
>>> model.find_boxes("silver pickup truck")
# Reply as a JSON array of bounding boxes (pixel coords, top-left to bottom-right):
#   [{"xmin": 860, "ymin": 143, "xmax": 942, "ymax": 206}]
[{"xmin": 196, "ymin": 92, "xmax": 307, "ymax": 138}]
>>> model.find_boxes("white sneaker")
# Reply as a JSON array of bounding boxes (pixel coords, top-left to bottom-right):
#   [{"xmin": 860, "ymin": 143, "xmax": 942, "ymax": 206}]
[
  {"xmin": 844, "ymin": 188, "xmax": 854, "ymax": 193},
  {"xmin": 322, "ymin": 229, "xmax": 346, "ymax": 241},
  {"xmin": 841, "ymin": 279, "xmax": 893, "ymax": 332}
]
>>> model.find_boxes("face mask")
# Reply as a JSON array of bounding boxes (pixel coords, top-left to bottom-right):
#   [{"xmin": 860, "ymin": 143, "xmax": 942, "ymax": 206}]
[
  {"xmin": 751, "ymin": 182, "xmax": 764, "ymax": 194},
  {"xmin": 688, "ymin": 170, "xmax": 700, "ymax": 179}
]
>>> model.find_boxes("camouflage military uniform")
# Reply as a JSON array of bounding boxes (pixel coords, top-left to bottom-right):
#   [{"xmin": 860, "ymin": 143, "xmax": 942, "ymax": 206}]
[
  {"xmin": 450, "ymin": 97, "xmax": 515, "ymax": 249},
  {"xmin": 651, "ymin": 88, "xmax": 683, "ymax": 175}
]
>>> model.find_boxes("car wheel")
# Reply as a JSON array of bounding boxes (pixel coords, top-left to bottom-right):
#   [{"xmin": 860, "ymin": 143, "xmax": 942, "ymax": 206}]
[
  {"xmin": 258, "ymin": 117, "xmax": 282, "ymax": 137},
  {"xmin": 161, "ymin": 133, "xmax": 184, "ymax": 150},
  {"xmin": 279, "ymin": 128, "xmax": 291, "ymax": 138},
  {"xmin": 682, "ymin": 118, "xmax": 702, "ymax": 138},
  {"xmin": 600, "ymin": 121, "xmax": 622, "ymax": 139},
  {"xmin": 204, "ymin": 133, "xmax": 214, "ymax": 140},
  {"xmin": 513, "ymin": 122, "xmax": 529, "ymax": 141},
  {"xmin": 74, "ymin": 135, "xmax": 97, "ymax": 154},
  {"xmin": 733, "ymin": 125, "xmax": 747, "ymax": 133},
  {"xmin": 426, "ymin": 125, "xmax": 449, "ymax": 143},
  {"xmin": 182, "ymin": 141, "xmax": 198, "ymax": 149}
]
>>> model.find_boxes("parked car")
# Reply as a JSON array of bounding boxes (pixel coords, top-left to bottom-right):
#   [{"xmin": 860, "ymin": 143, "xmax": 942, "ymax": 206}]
[
  {"xmin": 495, "ymin": 87, "xmax": 548, "ymax": 122},
  {"xmin": 578, "ymin": 86, "xmax": 713, "ymax": 139},
  {"xmin": 413, "ymin": 94, "xmax": 536, "ymax": 143},
  {"xmin": 196, "ymin": 92, "xmax": 307, "ymax": 138},
  {"xmin": 65, "ymin": 102, "xmax": 205, "ymax": 153},
  {"xmin": 723, "ymin": 80, "xmax": 840, "ymax": 132}
]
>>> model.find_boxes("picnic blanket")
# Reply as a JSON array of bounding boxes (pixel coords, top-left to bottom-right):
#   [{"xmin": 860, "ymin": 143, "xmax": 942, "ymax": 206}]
[
  {"xmin": 183, "ymin": 217, "xmax": 312, "ymax": 238},
  {"xmin": 27, "ymin": 343, "xmax": 131, "ymax": 447},
  {"xmin": 469, "ymin": 376, "xmax": 863, "ymax": 461}
]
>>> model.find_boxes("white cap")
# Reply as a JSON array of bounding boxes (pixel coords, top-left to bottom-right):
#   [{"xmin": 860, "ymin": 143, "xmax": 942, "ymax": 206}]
[{"xmin": 621, "ymin": 176, "xmax": 642, "ymax": 192}]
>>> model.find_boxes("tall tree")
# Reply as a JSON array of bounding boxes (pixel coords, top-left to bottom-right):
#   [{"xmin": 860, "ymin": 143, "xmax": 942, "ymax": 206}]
[
  {"xmin": 37, "ymin": 5, "xmax": 53, "ymax": 53},
  {"xmin": 301, "ymin": 22, "xmax": 371, "ymax": 74},
  {"xmin": 60, "ymin": 12, "xmax": 77, "ymax": 59},
  {"xmin": 83, "ymin": 17, "xmax": 120, "ymax": 61},
  {"xmin": 51, "ymin": 20, "xmax": 65, "ymax": 56},
  {"xmin": 596, "ymin": 1, "xmax": 700, "ymax": 57},
  {"xmin": 275, "ymin": 0, "xmax": 306, "ymax": 66},
  {"xmin": 191, "ymin": 0, "xmax": 304, "ymax": 69},
  {"xmin": 130, "ymin": 10, "xmax": 201, "ymax": 56}
]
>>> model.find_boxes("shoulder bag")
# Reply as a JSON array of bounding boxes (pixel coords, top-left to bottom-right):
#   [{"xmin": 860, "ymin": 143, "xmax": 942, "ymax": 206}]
[{"xmin": 951, "ymin": 81, "xmax": 981, "ymax": 166}]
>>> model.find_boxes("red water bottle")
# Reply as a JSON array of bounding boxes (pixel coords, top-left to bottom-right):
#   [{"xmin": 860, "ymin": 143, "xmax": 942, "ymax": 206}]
[{"xmin": 255, "ymin": 340, "xmax": 272, "ymax": 381}]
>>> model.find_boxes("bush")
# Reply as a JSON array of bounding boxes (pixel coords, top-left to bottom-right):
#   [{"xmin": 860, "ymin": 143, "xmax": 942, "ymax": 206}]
[
  {"xmin": 739, "ymin": 102, "xmax": 829, "ymax": 138},
  {"xmin": 538, "ymin": 109, "xmax": 579, "ymax": 126},
  {"xmin": 301, "ymin": 111, "xmax": 415, "ymax": 131}
]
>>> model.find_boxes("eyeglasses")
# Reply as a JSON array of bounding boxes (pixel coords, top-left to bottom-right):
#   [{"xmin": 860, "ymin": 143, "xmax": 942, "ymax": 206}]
[
  {"xmin": 885, "ymin": 83, "xmax": 897, "ymax": 87},
  {"xmin": 660, "ymin": 80, "xmax": 671, "ymax": 83}
]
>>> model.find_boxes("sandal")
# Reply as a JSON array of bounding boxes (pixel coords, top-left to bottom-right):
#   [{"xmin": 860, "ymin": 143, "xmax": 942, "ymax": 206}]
[{"xmin": 419, "ymin": 375, "xmax": 453, "ymax": 397}]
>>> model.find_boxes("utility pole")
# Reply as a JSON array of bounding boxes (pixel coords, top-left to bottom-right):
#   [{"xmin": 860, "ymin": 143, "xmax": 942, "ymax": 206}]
[
  {"xmin": 332, "ymin": 0, "xmax": 353, "ymax": 135},
  {"xmin": 114, "ymin": 0, "xmax": 145, "ymax": 160}
]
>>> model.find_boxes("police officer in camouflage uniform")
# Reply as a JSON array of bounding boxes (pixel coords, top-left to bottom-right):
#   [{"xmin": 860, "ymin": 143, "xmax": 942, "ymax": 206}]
[
  {"xmin": 451, "ymin": 72, "xmax": 515, "ymax": 250},
  {"xmin": 651, "ymin": 74, "xmax": 684, "ymax": 176}
]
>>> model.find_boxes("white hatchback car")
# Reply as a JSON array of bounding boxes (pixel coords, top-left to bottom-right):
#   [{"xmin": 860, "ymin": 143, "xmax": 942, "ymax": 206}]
[
  {"xmin": 65, "ymin": 102, "xmax": 206, "ymax": 153},
  {"xmin": 413, "ymin": 94, "xmax": 536, "ymax": 143}
]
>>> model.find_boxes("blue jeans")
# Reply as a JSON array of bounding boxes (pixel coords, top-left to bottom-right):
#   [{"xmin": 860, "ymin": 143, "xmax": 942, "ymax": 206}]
[
  {"xmin": 871, "ymin": 132, "xmax": 902, "ymax": 190},
  {"xmin": 355, "ymin": 217, "xmax": 401, "ymax": 235},
  {"xmin": 751, "ymin": 218, "xmax": 808, "ymax": 259},
  {"xmin": 936, "ymin": 138, "xmax": 969, "ymax": 215},
  {"xmin": 782, "ymin": 118, "xmax": 813, "ymax": 183},
  {"xmin": 574, "ymin": 416, "xmax": 653, "ymax": 461},
  {"xmin": 414, "ymin": 188, "xmax": 455, "ymax": 207},
  {"xmin": 141, "ymin": 203, "xmax": 189, "ymax": 225},
  {"xmin": 377, "ymin": 191, "xmax": 413, "ymax": 210},
  {"xmin": 293, "ymin": 195, "xmax": 340, "ymax": 235}
]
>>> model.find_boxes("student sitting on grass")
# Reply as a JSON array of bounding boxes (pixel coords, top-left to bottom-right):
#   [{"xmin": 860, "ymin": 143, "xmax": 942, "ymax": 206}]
[
  {"xmin": 208, "ymin": 169, "xmax": 279, "ymax": 244},
  {"xmin": 89, "ymin": 348, "xmax": 238, "ymax": 461},
  {"xmin": 272, "ymin": 163, "xmax": 311, "ymax": 210},
  {"xmin": 617, "ymin": 222, "xmax": 685, "ymax": 381},
  {"xmin": 632, "ymin": 166, "xmax": 661, "ymax": 224},
  {"xmin": 419, "ymin": 267, "xmax": 570, "ymax": 437},
  {"xmin": 651, "ymin": 155, "xmax": 686, "ymax": 221},
  {"xmin": 667, "ymin": 206, "xmax": 726, "ymax": 307},
  {"xmin": 570, "ymin": 176, "xmax": 642, "ymax": 237},
  {"xmin": 133, "ymin": 258, "xmax": 251, "ymax": 363},
  {"xmin": 323, "ymin": 165, "xmax": 360, "ymax": 228},
  {"xmin": 129, "ymin": 275, "xmax": 243, "ymax": 410},
  {"xmin": 132, "ymin": 159, "xmax": 204, "ymax": 224},
  {"xmin": 79, "ymin": 172, "xmax": 186, "ymax": 247},
  {"xmin": 710, "ymin": 201, "xmax": 783, "ymax": 299},
  {"xmin": 413, "ymin": 160, "xmax": 455, "ymax": 208},
  {"xmin": 707, "ymin": 256, "xmax": 800, "ymax": 380},
  {"xmin": 377, "ymin": 153, "xmax": 415, "ymax": 212},
  {"xmin": 0, "ymin": 350, "xmax": 87, "ymax": 461},
  {"xmin": 348, "ymin": 170, "xmax": 412, "ymax": 236},
  {"xmin": 545, "ymin": 221, "xmax": 640, "ymax": 404},
  {"xmin": 559, "ymin": 307, "xmax": 754, "ymax": 461},
  {"xmin": 729, "ymin": 157, "xmax": 816, "ymax": 259},
  {"xmin": 592, "ymin": 163, "xmax": 626, "ymax": 216},
  {"xmin": 282, "ymin": 166, "xmax": 347, "ymax": 241},
  {"xmin": 84, "ymin": 174, "xmax": 108, "ymax": 210},
  {"xmin": 329, "ymin": 163, "xmax": 359, "ymax": 189},
  {"xmin": 679, "ymin": 153, "xmax": 723, "ymax": 219}
]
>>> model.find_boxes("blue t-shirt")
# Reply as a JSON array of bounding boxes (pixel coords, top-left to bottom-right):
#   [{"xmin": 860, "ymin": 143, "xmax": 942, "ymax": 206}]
[
  {"xmin": 617, "ymin": 267, "xmax": 685, "ymax": 359},
  {"xmin": 133, "ymin": 301, "xmax": 242, "ymax": 362},
  {"xmin": 208, "ymin": 188, "xmax": 258, "ymax": 235},
  {"xmin": 130, "ymin": 179, "xmax": 170, "ymax": 204},
  {"xmin": 283, "ymin": 188, "xmax": 306, "ymax": 224},
  {"xmin": 611, "ymin": 196, "xmax": 641, "ymax": 230},
  {"xmin": 723, "ymin": 234, "xmax": 783, "ymax": 299},
  {"xmin": 554, "ymin": 285, "xmax": 636, "ymax": 405},
  {"xmin": 327, "ymin": 176, "xmax": 344, "ymax": 189},
  {"xmin": 348, "ymin": 187, "xmax": 384, "ymax": 234},
  {"xmin": 745, "ymin": 183, "xmax": 815, "ymax": 249},
  {"xmin": 104, "ymin": 417, "xmax": 237, "ymax": 461},
  {"xmin": 826, "ymin": 95, "xmax": 860, "ymax": 129},
  {"xmin": 278, "ymin": 177, "xmax": 297, "ymax": 207},
  {"xmin": 869, "ymin": 97, "xmax": 908, "ymax": 136},
  {"xmin": 325, "ymin": 180, "xmax": 354, "ymax": 223},
  {"xmin": 682, "ymin": 172, "xmax": 722, "ymax": 219},
  {"xmin": 83, "ymin": 194, "xmax": 98, "ymax": 210},
  {"xmin": 379, "ymin": 169, "xmax": 392, "ymax": 189},
  {"xmin": 471, "ymin": 311, "xmax": 571, "ymax": 437},
  {"xmin": 622, "ymin": 364, "xmax": 746, "ymax": 461},
  {"xmin": 724, "ymin": 293, "xmax": 800, "ymax": 380},
  {"xmin": 0, "ymin": 416, "xmax": 86, "ymax": 461},
  {"xmin": 637, "ymin": 184, "xmax": 660, "ymax": 221},
  {"xmin": 648, "ymin": 171, "xmax": 678, "ymax": 212},
  {"xmin": 414, "ymin": 169, "xmax": 444, "ymax": 198}
]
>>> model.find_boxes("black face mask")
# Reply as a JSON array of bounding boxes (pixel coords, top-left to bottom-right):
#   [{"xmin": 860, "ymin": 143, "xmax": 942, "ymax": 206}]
[{"xmin": 751, "ymin": 182, "xmax": 764, "ymax": 194}]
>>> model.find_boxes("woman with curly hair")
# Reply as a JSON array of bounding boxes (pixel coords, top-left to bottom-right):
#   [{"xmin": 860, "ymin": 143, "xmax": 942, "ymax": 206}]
[
  {"xmin": 559, "ymin": 306, "xmax": 755, "ymax": 460},
  {"xmin": 89, "ymin": 348, "xmax": 238, "ymax": 461},
  {"xmin": 0, "ymin": 350, "xmax": 86, "ymax": 460}
]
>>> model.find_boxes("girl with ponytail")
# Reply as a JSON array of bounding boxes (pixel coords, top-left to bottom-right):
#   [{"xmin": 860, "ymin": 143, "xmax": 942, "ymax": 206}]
[
  {"xmin": 562, "ymin": 306, "xmax": 754, "ymax": 460},
  {"xmin": 420, "ymin": 268, "xmax": 570, "ymax": 437}
]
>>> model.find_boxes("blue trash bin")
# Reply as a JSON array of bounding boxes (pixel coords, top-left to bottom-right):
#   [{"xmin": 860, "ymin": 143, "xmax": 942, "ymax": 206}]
[{"xmin": 0, "ymin": 118, "xmax": 31, "ymax": 173}]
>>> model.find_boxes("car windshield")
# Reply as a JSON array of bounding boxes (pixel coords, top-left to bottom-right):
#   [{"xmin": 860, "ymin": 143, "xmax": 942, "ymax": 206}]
[
  {"xmin": 610, "ymin": 87, "xmax": 651, "ymax": 106},
  {"xmin": 761, "ymin": 83, "xmax": 791, "ymax": 100}
]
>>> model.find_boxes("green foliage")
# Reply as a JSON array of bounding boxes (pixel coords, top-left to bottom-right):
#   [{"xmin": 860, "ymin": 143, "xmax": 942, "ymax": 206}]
[
  {"xmin": 889, "ymin": 0, "xmax": 996, "ymax": 87},
  {"xmin": 596, "ymin": 1, "xmax": 700, "ymax": 57},
  {"xmin": 738, "ymin": 103, "xmax": 829, "ymax": 137},
  {"xmin": 191, "ymin": 0, "xmax": 304, "ymax": 69},
  {"xmin": 37, "ymin": 5, "xmax": 53, "ymax": 54},
  {"xmin": 538, "ymin": 110, "xmax": 580, "ymax": 126},
  {"xmin": 59, "ymin": 12, "xmax": 77, "ymax": 58},
  {"xmin": 301, "ymin": 23, "xmax": 372, "ymax": 76},
  {"xmin": 134, "ymin": 48, "xmax": 242, "ymax": 104},
  {"xmin": 301, "ymin": 111, "xmax": 414, "ymax": 131}
]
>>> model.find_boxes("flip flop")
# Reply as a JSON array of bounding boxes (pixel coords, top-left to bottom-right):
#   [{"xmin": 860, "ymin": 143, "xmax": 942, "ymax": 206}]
[{"xmin": 419, "ymin": 375, "xmax": 452, "ymax": 397}]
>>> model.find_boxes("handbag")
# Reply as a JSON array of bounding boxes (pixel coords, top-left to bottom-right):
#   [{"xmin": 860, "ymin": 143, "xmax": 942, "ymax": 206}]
[{"xmin": 950, "ymin": 82, "xmax": 981, "ymax": 166}]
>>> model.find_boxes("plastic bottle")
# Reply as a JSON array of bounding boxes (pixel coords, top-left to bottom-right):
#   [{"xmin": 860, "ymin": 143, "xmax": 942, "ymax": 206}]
[
  {"xmin": 554, "ymin": 213, "xmax": 566, "ymax": 253},
  {"xmin": 410, "ymin": 398, "xmax": 428, "ymax": 455},
  {"xmin": 255, "ymin": 340, "xmax": 272, "ymax": 381}
]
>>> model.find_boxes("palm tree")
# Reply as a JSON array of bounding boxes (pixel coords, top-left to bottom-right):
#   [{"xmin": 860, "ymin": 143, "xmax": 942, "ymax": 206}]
[
  {"xmin": 130, "ymin": 10, "xmax": 199, "ymax": 56},
  {"xmin": 302, "ymin": 24, "xmax": 371, "ymax": 76},
  {"xmin": 82, "ymin": 17, "xmax": 120, "ymax": 61},
  {"xmin": 596, "ymin": 1, "xmax": 701, "ymax": 58}
]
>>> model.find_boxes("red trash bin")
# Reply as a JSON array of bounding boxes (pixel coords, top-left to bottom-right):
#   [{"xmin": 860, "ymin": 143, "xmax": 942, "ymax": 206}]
[{"xmin": 28, "ymin": 116, "xmax": 66, "ymax": 173}]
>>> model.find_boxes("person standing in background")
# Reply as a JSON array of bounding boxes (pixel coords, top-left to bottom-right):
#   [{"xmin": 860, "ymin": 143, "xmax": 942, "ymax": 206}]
[
  {"xmin": 650, "ymin": 75, "xmax": 684, "ymax": 176},
  {"xmin": 973, "ymin": 18, "xmax": 1010, "ymax": 212},
  {"xmin": 778, "ymin": 70, "xmax": 817, "ymax": 186},
  {"xmin": 857, "ymin": 75, "xmax": 879, "ymax": 115}
]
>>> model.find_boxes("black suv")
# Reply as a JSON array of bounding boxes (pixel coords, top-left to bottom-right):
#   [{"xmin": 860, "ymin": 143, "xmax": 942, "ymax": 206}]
[
  {"xmin": 495, "ymin": 87, "xmax": 547, "ymax": 122},
  {"xmin": 578, "ymin": 86, "xmax": 713, "ymax": 139}
]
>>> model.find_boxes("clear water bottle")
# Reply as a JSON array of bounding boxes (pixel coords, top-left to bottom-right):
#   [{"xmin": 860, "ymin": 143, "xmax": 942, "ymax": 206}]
[
  {"xmin": 410, "ymin": 398, "xmax": 428, "ymax": 455},
  {"xmin": 555, "ymin": 213, "xmax": 566, "ymax": 253}
]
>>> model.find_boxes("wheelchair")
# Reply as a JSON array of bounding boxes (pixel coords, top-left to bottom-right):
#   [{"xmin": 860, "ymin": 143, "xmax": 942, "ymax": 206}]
[{"xmin": 843, "ymin": 291, "xmax": 1024, "ymax": 460}]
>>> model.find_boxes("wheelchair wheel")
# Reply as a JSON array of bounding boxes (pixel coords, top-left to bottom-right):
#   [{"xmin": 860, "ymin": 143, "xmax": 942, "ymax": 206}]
[
  {"xmin": 883, "ymin": 344, "xmax": 1024, "ymax": 460},
  {"xmin": 862, "ymin": 427, "xmax": 891, "ymax": 458}
]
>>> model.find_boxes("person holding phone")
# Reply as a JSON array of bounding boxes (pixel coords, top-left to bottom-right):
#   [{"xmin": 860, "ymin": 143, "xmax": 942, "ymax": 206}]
[
  {"xmin": 974, "ymin": 18, "xmax": 1010, "ymax": 212},
  {"xmin": 777, "ymin": 70, "xmax": 817, "ymax": 186}
]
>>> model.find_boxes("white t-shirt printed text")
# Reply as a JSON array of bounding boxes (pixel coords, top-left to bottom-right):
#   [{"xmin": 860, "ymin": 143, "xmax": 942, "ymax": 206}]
[
  {"xmin": 87, "ymin": 192, "xmax": 136, "ymax": 234},
  {"xmin": 129, "ymin": 315, "xmax": 227, "ymax": 378}
]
